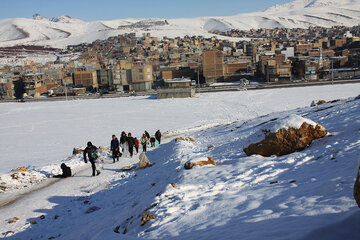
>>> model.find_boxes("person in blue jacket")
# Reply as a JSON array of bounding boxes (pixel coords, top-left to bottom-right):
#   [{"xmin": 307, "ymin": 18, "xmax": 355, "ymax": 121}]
[{"xmin": 111, "ymin": 134, "xmax": 120, "ymax": 163}]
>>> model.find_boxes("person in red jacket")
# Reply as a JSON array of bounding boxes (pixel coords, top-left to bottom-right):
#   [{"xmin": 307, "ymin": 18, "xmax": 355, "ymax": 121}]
[{"xmin": 134, "ymin": 137, "xmax": 139, "ymax": 154}]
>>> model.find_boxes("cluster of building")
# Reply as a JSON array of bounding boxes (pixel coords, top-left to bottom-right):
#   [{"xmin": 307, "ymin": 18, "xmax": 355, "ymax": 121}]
[{"xmin": 1, "ymin": 25, "xmax": 360, "ymax": 99}]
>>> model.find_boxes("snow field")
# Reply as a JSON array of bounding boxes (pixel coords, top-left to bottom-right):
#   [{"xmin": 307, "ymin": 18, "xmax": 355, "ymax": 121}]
[{"xmin": 0, "ymin": 84, "xmax": 359, "ymax": 239}]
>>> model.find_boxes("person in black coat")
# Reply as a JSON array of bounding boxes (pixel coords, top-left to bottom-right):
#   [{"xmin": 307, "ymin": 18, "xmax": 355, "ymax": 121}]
[
  {"xmin": 83, "ymin": 141, "xmax": 100, "ymax": 176},
  {"xmin": 150, "ymin": 136, "xmax": 156, "ymax": 147},
  {"xmin": 53, "ymin": 163, "xmax": 72, "ymax": 178},
  {"xmin": 144, "ymin": 130, "xmax": 150, "ymax": 140},
  {"xmin": 155, "ymin": 130, "xmax": 161, "ymax": 144},
  {"xmin": 111, "ymin": 134, "xmax": 120, "ymax": 163},
  {"xmin": 120, "ymin": 131, "xmax": 128, "ymax": 153},
  {"xmin": 127, "ymin": 132, "xmax": 135, "ymax": 157}
]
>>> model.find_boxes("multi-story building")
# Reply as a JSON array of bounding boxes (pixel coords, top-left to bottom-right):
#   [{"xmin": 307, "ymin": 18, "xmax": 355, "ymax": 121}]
[
  {"xmin": 202, "ymin": 50, "xmax": 224, "ymax": 83},
  {"xmin": 131, "ymin": 63, "xmax": 154, "ymax": 91},
  {"xmin": 73, "ymin": 69, "xmax": 98, "ymax": 88}
]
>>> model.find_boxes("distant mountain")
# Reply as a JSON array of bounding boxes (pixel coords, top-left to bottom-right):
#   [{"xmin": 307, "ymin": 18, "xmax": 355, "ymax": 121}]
[{"xmin": 0, "ymin": 0, "xmax": 360, "ymax": 48}]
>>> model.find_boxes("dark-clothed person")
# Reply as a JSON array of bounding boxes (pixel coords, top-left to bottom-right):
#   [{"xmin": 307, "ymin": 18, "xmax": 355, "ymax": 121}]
[
  {"xmin": 120, "ymin": 131, "xmax": 127, "ymax": 153},
  {"xmin": 127, "ymin": 133, "xmax": 135, "ymax": 157},
  {"xmin": 53, "ymin": 163, "xmax": 72, "ymax": 178},
  {"xmin": 144, "ymin": 130, "xmax": 150, "ymax": 140},
  {"xmin": 150, "ymin": 136, "xmax": 156, "ymax": 147},
  {"xmin": 155, "ymin": 130, "xmax": 161, "ymax": 144},
  {"xmin": 111, "ymin": 134, "xmax": 120, "ymax": 163},
  {"xmin": 83, "ymin": 141, "xmax": 100, "ymax": 176}
]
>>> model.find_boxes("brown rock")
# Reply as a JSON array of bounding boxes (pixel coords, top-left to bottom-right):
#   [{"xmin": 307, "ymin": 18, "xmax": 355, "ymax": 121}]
[
  {"xmin": 244, "ymin": 122, "xmax": 327, "ymax": 157},
  {"xmin": 15, "ymin": 167, "xmax": 28, "ymax": 172},
  {"xmin": 8, "ymin": 217, "xmax": 19, "ymax": 224},
  {"xmin": 73, "ymin": 148, "xmax": 84, "ymax": 155},
  {"xmin": 141, "ymin": 211, "xmax": 155, "ymax": 226},
  {"xmin": 175, "ymin": 137, "xmax": 195, "ymax": 142},
  {"xmin": 311, "ymin": 100, "xmax": 326, "ymax": 106},
  {"xmin": 184, "ymin": 157, "xmax": 216, "ymax": 169}
]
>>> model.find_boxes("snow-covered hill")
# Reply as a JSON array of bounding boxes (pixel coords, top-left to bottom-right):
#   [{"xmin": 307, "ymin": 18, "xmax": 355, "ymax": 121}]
[
  {"xmin": 0, "ymin": 85, "xmax": 359, "ymax": 239},
  {"xmin": 1, "ymin": 0, "xmax": 360, "ymax": 48}
]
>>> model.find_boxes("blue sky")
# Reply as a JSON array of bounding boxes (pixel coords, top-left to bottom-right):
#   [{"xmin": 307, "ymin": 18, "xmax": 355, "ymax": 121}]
[{"xmin": 0, "ymin": 0, "xmax": 293, "ymax": 21}]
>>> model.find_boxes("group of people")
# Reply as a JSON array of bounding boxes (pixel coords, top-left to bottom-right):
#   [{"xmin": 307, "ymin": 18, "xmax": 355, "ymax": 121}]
[
  {"xmin": 140, "ymin": 130, "xmax": 161, "ymax": 152},
  {"xmin": 55, "ymin": 130, "xmax": 162, "ymax": 178},
  {"xmin": 82, "ymin": 130, "xmax": 162, "ymax": 177}
]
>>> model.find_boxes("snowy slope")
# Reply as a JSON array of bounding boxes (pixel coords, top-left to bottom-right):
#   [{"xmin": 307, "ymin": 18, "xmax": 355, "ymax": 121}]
[
  {"xmin": 0, "ymin": 86, "xmax": 359, "ymax": 239},
  {"xmin": 1, "ymin": 0, "xmax": 360, "ymax": 48},
  {"xmin": 1, "ymin": 83, "xmax": 360, "ymax": 175}
]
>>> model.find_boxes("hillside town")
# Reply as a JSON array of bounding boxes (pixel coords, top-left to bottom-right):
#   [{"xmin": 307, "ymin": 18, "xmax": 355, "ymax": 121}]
[{"xmin": 1, "ymin": 25, "xmax": 360, "ymax": 99}]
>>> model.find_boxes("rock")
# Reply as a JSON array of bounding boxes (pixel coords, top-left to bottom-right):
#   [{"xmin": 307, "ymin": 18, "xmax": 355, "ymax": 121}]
[
  {"xmin": 175, "ymin": 137, "xmax": 195, "ymax": 142},
  {"xmin": 171, "ymin": 183, "xmax": 177, "ymax": 188},
  {"xmin": 4, "ymin": 231, "xmax": 15, "ymax": 236},
  {"xmin": 207, "ymin": 144, "xmax": 216, "ymax": 150},
  {"xmin": 311, "ymin": 100, "xmax": 326, "ymax": 107},
  {"xmin": 138, "ymin": 152, "xmax": 151, "ymax": 169},
  {"xmin": 15, "ymin": 166, "xmax": 28, "ymax": 172},
  {"xmin": 30, "ymin": 220, "xmax": 37, "ymax": 225},
  {"xmin": 72, "ymin": 148, "xmax": 84, "ymax": 155},
  {"xmin": 354, "ymin": 166, "xmax": 360, "ymax": 208},
  {"xmin": 113, "ymin": 226, "xmax": 121, "ymax": 233},
  {"xmin": 85, "ymin": 206, "xmax": 100, "ymax": 214},
  {"xmin": 184, "ymin": 157, "xmax": 216, "ymax": 169},
  {"xmin": 40, "ymin": 215, "xmax": 45, "ymax": 220},
  {"xmin": 244, "ymin": 121, "xmax": 327, "ymax": 157},
  {"xmin": 141, "ymin": 211, "xmax": 155, "ymax": 226},
  {"xmin": 0, "ymin": 185, "xmax": 7, "ymax": 192},
  {"xmin": 8, "ymin": 217, "xmax": 19, "ymax": 224}
]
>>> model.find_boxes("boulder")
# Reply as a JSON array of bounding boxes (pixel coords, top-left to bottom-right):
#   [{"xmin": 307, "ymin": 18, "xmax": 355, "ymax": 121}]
[
  {"xmin": 244, "ymin": 116, "xmax": 327, "ymax": 157},
  {"xmin": 15, "ymin": 167, "xmax": 28, "ymax": 172},
  {"xmin": 141, "ymin": 211, "xmax": 155, "ymax": 226},
  {"xmin": 354, "ymin": 166, "xmax": 360, "ymax": 208},
  {"xmin": 138, "ymin": 152, "xmax": 151, "ymax": 169},
  {"xmin": 184, "ymin": 157, "xmax": 216, "ymax": 169},
  {"xmin": 73, "ymin": 148, "xmax": 84, "ymax": 155},
  {"xmin": 175, "ymin": 137, "xmax": 195, "ymax": 142},
  {"xmin": 311, "ymin": 100, "xmax": 326, "ymax": 107}
]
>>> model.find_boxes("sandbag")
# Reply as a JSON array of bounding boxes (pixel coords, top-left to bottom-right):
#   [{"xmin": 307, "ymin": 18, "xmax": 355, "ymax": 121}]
[{"xmin": 138, "ymin": 152, "xmax": 151, "ymax": 169}]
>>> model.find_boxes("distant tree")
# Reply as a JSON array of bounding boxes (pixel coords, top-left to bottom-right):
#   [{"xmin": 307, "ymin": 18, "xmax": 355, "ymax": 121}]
[{"xmin": 13, "ymin": 77, "xmax": 25, "ymax": 100}]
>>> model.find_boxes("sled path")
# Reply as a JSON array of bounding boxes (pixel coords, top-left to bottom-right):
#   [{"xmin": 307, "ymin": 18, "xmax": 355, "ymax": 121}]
[
  {"xmin": 0, "ymin": 127, "xmax": 197, "ymax": 211},
  {"xmin": 0, "ymin": 164, "xmax": 89, "ymax": 208},
  {"xmin": 0, "ymin": 154, "xmax": 141, "ymax": 234}
]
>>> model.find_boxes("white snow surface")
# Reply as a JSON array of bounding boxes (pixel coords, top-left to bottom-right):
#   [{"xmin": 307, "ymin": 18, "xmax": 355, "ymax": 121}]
[
  {"xmin": 0, "ymin": 83, "xmax": 360, "ymax": 239},
  {"xmin": 1, "ymin": 0, "xmax": 360, "ymax": 48}
]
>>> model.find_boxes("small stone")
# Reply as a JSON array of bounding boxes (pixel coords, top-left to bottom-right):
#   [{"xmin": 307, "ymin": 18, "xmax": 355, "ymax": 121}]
[
  {"xmin": 30, "ymin": 220, "xmax": 37, "ymax": 225},
  {"xmin": 113, "ymin": 226, "xmax": 120, "ymax": 233},
  {"xmin": 270, "ymin": 181, "xmax": 280, "ymax": 184},
  {"xmin": 8, "ymin": 217, "xmax": 19, "ymax": 224},
  {"xmin": 40, "ymin": 215, "xmax": 45, "ymax": 220},
  {"xmin": 171, "ymin": 183, "xmax": 177, "ymax": 188},
  {"xmin": 141, "ymin": 211, "xmax": 156, "ymax": 226}
]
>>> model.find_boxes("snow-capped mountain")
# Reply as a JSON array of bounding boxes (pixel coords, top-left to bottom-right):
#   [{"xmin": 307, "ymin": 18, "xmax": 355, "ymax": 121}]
[{"xmin": 0, "ymin": 0, "xmax": 360, "ymax": 49}]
